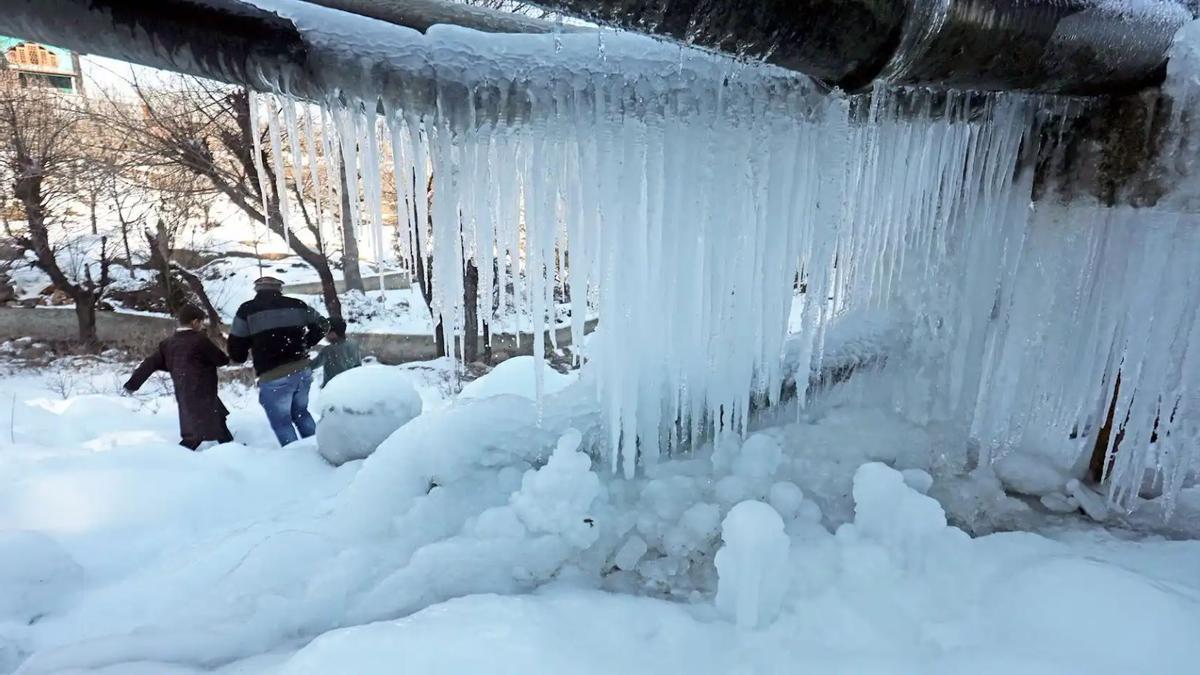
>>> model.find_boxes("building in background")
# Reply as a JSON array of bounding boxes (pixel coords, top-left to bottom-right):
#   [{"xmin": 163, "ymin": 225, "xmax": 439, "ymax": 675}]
[{"xmin": 0, "ymin": 36, "xmax": 84, "ymax": 94}]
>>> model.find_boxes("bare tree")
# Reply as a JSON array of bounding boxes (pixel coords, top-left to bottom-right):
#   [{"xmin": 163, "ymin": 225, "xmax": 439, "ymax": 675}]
[
  {"xmin": 99, "ymin": 79, "xmax": 345, "ymax": 320},
  {"xmin": 0, "ymin": 78, "xmax": 113, "ymax": 343}
]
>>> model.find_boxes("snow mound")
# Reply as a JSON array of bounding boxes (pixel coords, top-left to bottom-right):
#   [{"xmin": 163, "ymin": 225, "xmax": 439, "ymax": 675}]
[
  {"xmin": 0, "ymin": 531, "xmax": 84, "ymax": 622},
  {"xmin": 316, "ymin": 365, "xmax": 422, "ymax": 466},
  {"xmin": 458, "ymin": 356, "xmax": 576, "ymax": 401},
  {"xmin": 714, "ymin": 501, "xmax": 790, "ymax": 628}
]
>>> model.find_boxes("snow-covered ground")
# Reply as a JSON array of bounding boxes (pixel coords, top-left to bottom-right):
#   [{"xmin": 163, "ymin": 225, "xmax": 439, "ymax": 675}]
[{"xmin": 2, "ymin": 350, "xmax": 1199, "ymax": 674}]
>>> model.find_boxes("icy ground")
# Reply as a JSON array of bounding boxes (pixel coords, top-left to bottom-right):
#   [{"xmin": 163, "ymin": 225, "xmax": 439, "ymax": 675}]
[{"xmin": 2, "ymin": 354, "xmax": 1200, "ymax": 674}]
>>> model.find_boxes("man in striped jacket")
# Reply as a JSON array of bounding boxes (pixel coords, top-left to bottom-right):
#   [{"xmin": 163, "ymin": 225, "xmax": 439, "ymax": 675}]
[{"xmin": 228, "ymin": 277, "xmax": 330, "ymax": 446}]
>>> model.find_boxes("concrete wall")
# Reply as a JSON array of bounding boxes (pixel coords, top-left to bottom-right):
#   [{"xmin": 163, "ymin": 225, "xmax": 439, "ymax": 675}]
[{"xmin": 0, "ymin": 307, "xmax": 597, "ymax": 365}]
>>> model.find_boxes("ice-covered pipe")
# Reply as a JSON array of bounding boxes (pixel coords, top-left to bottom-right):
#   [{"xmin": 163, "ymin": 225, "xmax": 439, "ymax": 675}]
[
  {"xmin": 0, "ymin": 0, "xmax": 1193, "ymax": 96},
  {"xmin": 0, "ymin": 0, "xmax": 314, "ymax": 95},
  {"xmin": 534, "ymin": 0, "xmax": 1195, "ymax": 93}
]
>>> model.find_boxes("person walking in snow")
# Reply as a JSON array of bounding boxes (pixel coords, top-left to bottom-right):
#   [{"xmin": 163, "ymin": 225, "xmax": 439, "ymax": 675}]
[
  {"xmin": 227, "ymin": 276, "xmax": 329, "ymax": 446},
  {"xmin": 124, "ymin": 304, "xmax": 234, "ymax": 450},
  {"xmin": 311, "ymin": 317, "xmax": 362, "ymax": 388}
]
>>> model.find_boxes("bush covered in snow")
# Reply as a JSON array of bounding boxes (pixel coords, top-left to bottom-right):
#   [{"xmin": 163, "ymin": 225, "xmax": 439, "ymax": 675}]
[{"xmin": 316, "ymin": 365, "xmax": 422, "ymax": 466}]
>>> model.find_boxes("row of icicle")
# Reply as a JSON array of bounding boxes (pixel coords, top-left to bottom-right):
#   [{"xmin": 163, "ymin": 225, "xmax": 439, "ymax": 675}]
[{"xmin": 246, "ymin": 78, "xmax": 1200, "ymax": 514}]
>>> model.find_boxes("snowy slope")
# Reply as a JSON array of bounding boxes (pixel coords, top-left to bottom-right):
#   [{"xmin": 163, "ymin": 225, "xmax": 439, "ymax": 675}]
[{"xmin": 2, "ymin": 355, "xmax": 1200, "ymax": 674}]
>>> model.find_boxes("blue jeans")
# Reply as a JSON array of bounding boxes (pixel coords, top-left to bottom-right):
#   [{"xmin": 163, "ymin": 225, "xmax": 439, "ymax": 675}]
[{"xmin": 258, "ymin": 368, "xmax": 317, "ymax": 446}]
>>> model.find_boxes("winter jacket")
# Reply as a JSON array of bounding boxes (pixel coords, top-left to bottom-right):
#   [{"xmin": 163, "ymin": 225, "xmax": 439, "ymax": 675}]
[
  {"xmin": 125, "ymin": 329, "xmax": 233, "ymax": 450},
  {"xmin": 312, "ymin": 339, "xmax": 363, "ymax": 387},
  {"xmin": 227, "ymin": 290, "xmax": 329, "ymax": 379}
]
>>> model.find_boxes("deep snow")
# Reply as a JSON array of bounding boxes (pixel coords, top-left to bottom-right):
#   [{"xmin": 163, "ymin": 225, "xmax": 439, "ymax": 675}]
[{"xmin": 2, "ymin": 353, "xmax": 1200, "ymax": 674}]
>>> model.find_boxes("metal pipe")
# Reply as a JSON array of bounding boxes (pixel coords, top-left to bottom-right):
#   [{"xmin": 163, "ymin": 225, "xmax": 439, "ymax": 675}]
[
  {"xmin": 0, "ymin": 0, "xmax": 313, "ymax": 95},
  {"xmin": 298, "ymin": 0, "xmax": 585, "ymax": 34},
  {"xmin": 532, "ymin": 0, "xmax": 1194, "ymax": 94},
  {"xmin": 0, "ymin": 0, "xmax": 1191, "ymax": 97}
]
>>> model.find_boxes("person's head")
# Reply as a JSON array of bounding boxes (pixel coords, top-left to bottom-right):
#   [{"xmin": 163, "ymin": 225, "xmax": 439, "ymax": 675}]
[
  {"xmin": 253, "ymin": 276, "xmax": 284, "ymax": 295},
  {"xmin": 176, "ymin": 304, "xmax": 206, "ymax": 330},
  {"xmin": 328, "ymin": 317, "xmax": 347, "ymax": 342}
]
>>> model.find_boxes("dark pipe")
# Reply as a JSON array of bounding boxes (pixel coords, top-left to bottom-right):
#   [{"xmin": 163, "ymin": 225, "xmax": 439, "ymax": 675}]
[
  {"xmin": 0, "ymin": 0, "xmax": 313, "ymax": 94},
  {"xmin": 880, "ymin": 0, "xmax": 1191, "ymax": 95},
  {"xmin": 532, "ymin": 0, "xmax": 1193, "ymax": 94},
  {"xmin": 536, "ymin": 0, "xmax": 907, "ymax": 88}
]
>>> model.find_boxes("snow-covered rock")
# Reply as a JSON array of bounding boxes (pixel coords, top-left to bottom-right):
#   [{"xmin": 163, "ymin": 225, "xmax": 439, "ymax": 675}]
[{"xmin": 316, "ymin": 365, "xmax": 422, "ymax": 466}]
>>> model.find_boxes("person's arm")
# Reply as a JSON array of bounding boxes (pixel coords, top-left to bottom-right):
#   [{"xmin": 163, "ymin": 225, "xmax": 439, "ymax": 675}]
[
  {"xmin": 124, "ymin": 345, "xmax": 165, "ymax": 393},
  {"xmin": 199, "ymin": 335, "xmax": 231, "ymax": 367},
  {"xmin": 303, "ymin": 305, "xmax": 330, "ymax": 349},
  {"xmin": 310, "ymin": 346, "xmax": 327, "ymax": 370},
  {"xmin": 227, "ymin": 308, "xmax": 250, "ymax": 364}
]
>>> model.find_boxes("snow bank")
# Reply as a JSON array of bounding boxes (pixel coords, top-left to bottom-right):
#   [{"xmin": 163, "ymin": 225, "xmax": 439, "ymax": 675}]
[
  {"xmin": 315, "ymin": 365, "xmax": 422, "ymax": 466},
  {"xmin": 0, "ymin": 531, "xmax": 84, "ymax": 622},
  {"xmin": 458, "ymin": 356, "xmax": 577, "ymax": 401},
  {"xmin": 7, "ymin": 360, "xmax": 1200, "ymax": 674}
]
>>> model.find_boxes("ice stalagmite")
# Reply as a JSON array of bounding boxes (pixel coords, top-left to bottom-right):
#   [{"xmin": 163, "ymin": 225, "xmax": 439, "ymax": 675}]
[{"xmin": 247, "ymin": 1, "xmax": 1200, "ymax": 513}]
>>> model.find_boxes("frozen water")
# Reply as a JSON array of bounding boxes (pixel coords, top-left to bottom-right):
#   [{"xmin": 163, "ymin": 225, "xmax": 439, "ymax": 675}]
[
  {"xmin": 238, "ymin": 0, "xmax": 1200, "ymax": 512},
  {"xmin": 315, "ymin": 365, "xmax": 422, "ymax": 465},
  {"xmin": 714, "ymin": 501, "xmax": 790, "ymax": 629}
]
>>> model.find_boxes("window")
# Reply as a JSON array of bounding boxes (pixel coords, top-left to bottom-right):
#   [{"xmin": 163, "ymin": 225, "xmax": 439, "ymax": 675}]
[{"xmin": 5, "ymin": 43, "xmax": 60, "ymax": 69}]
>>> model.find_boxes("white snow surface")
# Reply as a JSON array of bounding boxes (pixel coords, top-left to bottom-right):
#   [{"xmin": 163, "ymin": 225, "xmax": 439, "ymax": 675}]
[
  {"xmin": 458, "ymin": 355, "xmax": 577, "ymax": 401},
  {"xmin": 3, "ymin": 358, "xmax": 1200, "ymax": 674}
]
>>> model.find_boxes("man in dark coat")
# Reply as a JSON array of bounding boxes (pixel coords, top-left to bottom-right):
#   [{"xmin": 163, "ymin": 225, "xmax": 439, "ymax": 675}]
[
  {"xmin": 227, "ymin": 276, "xmax": 329, "ymax": 446},
  {"xmin": 125, "ymin": 305, "xmax": 234, "ymax": 450}
]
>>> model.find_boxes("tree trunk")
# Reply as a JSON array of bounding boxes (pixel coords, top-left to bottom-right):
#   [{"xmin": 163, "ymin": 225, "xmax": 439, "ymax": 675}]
[
  {"xmin": 463, "ymin": 259, "xmax": 480, "ymax": 363},
  {"xmin": 120, "ymin": 221, "xmax": 134, "ymax": 267},
  {"xmin": 316, "ymin": 262, "xmax": 343, "ymax": 321},
  {"xmin": 339, "ymin": 159, "xmax": 365, "ymax": 292},
  {"xmin": 74, "ymin": 297, "xmax": 98, "ymax": 344},
  {"xmin": 172, "ymin": 262, "xmax": 225, "ymax": 344},
  {"xmin": 146, "ymin": 224, "xmax": 184, "ymax": 313}
]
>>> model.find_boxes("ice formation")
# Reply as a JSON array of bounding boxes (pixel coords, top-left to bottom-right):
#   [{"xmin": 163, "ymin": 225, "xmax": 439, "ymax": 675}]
[
  {"xmin": 714, "ymin": 500, "xmax": 790, "ymax": 628},
  {"xmin": 244, "ymin": 0, "xmax": 1200, "ymax": 512}
]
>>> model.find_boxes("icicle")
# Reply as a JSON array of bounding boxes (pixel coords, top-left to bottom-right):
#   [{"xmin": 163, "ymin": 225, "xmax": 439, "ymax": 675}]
[
  {"xmin": 282, "ymin": 96, "xmax": 306, "ymax": 207},
  {"xmin": 302, "ymin": 105, "xmax": 325, "ymax": 243},
  {"xmin": 247, "ymin": 92, "xmax": 272, "ymax": 231},
  {"xmin": 265, "ymin": 94, "xmax": 291, "ymax": 245}
]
